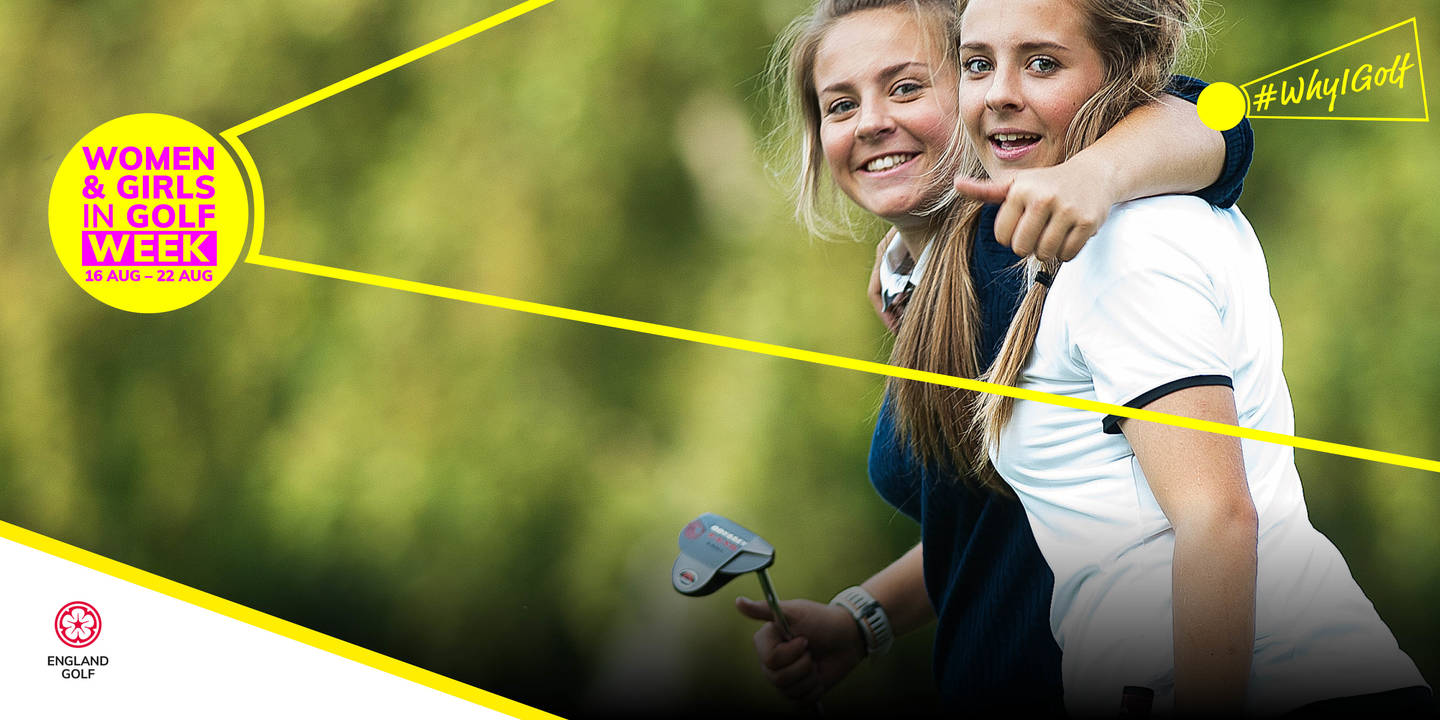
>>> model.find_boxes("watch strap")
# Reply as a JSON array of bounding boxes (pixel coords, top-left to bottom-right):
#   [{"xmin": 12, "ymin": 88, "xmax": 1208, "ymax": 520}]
[{"xmin": 830, "ymin": 585, "xmax": 894, "ymax": 657}]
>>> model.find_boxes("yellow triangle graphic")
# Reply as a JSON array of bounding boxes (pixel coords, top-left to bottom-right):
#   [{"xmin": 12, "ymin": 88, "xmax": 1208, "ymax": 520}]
[{"xmin": 1239, "ymin": 17, "xmax": 1428, "ymax": 122}]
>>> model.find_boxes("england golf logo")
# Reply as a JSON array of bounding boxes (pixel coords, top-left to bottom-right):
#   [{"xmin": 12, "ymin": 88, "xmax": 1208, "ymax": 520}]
[
  {"xmin": 55, "ymin": 601, "xmax": 102, "ymax": 648},
  {"xmin": 49, "ymin": 601, "xmax": 111, "ymax": 679}
]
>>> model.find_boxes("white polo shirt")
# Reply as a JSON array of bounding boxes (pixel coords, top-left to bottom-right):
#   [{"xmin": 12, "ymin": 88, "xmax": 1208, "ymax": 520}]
[{"xmin": 990, "ymin": 196, "xmax": 1425, "ymax": 716}]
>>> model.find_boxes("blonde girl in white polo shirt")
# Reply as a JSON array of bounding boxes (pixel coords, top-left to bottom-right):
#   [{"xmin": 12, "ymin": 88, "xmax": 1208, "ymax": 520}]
[{"xmin": 885, "ymin": 0, "xmax": 1431, "ymax": 715}]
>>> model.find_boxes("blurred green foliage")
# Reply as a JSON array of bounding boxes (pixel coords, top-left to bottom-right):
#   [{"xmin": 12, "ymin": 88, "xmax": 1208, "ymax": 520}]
[{"xmin": 3, "ymin": 0, "xmax": 1438, "ymax": 716}]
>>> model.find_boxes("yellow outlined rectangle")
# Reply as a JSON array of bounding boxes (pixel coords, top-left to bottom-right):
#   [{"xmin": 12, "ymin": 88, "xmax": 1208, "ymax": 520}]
[{"xmin": 1241, "ymin": 17, "xmax": 1429, "ymax": 123}]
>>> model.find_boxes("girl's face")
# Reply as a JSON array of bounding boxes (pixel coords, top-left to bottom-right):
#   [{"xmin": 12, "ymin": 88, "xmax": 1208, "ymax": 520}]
[
  {"xmin": 958, "ymin": 0, "xmax": 1106, "ymax": 182},
  {"xmin": 812, "ymin": 8, "xmax": 959, "ymax": 232}
]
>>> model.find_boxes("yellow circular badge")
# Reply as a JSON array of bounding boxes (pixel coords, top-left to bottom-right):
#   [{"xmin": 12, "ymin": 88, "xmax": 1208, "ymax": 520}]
[
  {"xmin": 48, "ymin": 114, "xmax": 248, "ymax": 313},
  {"xmin": 1196, "ymin": 82, "xmax": 1249, "ymax": 132}
]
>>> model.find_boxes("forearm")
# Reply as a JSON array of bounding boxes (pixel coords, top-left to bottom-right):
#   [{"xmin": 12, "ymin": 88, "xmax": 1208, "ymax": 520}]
[
  {"xmin": 1172, "ymin": 518, "xmax": 1257, "ymax": 715},
  {"xmin": 1071, "ymin": 94, "xmax": 1225, "ymax": 205},
  {"xmin": 1125, "ymin": 386, "xmax": 1256, "ymax": 714},
  {"xmin": 860, "ymin": 542, "xmax": 934, "ymax": 637}
]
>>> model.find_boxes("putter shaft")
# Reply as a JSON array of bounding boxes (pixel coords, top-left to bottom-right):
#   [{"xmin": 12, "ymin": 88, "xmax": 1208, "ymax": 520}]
[
  {"xmin": 756, "ymin": 569, "xmax": 794, "ymax": 639},
  {"xmin": 758, "ymin": 569, "xmax": 825, "ymax": 716}
]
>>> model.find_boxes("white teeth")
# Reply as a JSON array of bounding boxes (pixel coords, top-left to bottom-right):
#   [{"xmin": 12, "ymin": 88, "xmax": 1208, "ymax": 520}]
[
  {"xmin": 864, "ymin": 154, "xmax": 914, "ymax": 172},
  {"xmin": 991, "ymin": 132, "xmax": 1040, "ymax": 142}
]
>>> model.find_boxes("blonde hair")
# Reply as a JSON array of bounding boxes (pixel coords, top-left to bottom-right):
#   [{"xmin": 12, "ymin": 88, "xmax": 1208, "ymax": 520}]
[
  {"xmin": 887, "ymin": 0, "xmax": 1199, "ymax": 490},
  {"xmin": 767, "ymin": 0, "xmax": 963, "ymax": 240}
]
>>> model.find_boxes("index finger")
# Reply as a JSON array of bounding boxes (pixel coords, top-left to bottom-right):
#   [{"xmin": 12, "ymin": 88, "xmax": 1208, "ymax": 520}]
[{"xmin": 954, "ymin": 176, "xmax": 1011, "ymax": 205}]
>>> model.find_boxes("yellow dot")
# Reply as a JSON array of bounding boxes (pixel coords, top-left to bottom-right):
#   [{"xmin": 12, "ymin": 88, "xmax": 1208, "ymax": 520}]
[{"xmin": 1196, "ymin": 82, "xmax": 1248, "ymax": 132}]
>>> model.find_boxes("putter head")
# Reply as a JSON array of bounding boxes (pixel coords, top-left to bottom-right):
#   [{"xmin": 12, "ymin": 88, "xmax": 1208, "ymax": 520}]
[{"xmin": 672, "ymin": 513, "xmax": 775, "ymax": 596}]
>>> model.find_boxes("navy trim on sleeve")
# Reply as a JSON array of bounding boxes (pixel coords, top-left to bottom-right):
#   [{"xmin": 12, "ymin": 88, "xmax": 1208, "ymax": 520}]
[
  {"xmin": 1102, "ymin": 374, "xmax": 1234, "ymax": 434},
  {"xmin": 1163, "ymin": 75, "xmax": 1254, "ymax": 208}
]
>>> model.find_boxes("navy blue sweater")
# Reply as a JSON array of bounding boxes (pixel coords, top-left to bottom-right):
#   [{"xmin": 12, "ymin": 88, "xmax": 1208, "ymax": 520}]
[{"xmin": 866, "ymin": 76, "xmax": 1253, "ymax": 712}]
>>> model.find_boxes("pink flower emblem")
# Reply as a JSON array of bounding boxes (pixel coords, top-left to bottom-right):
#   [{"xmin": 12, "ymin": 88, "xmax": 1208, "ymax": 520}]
[{"xmin": 54, "ymin": 602, "xmax": 102, "ymax": 648}]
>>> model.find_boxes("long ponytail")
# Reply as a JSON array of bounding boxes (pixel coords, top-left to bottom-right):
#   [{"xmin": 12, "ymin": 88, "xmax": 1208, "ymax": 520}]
[
  {"xmin": 885, "ymin": 197, "xmax": 988, "ymax": 481},
  {"xmin": 972, "ymin": 258, "xmax": 1058, "ymax": 484}
]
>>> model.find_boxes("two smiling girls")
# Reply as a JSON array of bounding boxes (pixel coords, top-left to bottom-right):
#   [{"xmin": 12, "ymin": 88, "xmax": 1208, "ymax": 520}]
[{"xmin": 736, "ymin": 0, "xmax": 1430, "ymax": 715}]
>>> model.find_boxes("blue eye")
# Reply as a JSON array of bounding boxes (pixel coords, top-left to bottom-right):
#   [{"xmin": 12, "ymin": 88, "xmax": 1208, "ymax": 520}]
[
  {"xmin": 1028, "ymin": 57, "xmax": 1060, "ymax": 73},
  {"xmin": 962, "ymin": 57, "xmax": 993, "ymax": 74},
  {"xmin": 893, "ymin": 80, "xmax": 924, "ymax": 97},
  {"xmin": 827, "ymin": 98, "xmax": 858, "ymax": 116}
]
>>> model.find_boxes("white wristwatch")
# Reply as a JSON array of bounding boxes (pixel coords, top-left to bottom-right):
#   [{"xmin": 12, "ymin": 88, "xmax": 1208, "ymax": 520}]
[{"xmin": 830, "ymin": 586, "xmax": 894, "ymax": 657}]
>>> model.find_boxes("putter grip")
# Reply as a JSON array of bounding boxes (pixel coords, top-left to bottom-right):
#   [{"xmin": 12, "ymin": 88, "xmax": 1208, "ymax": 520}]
[{"xmin": 757, "ymin": 570, "xmax": 825, "ymax": 717}]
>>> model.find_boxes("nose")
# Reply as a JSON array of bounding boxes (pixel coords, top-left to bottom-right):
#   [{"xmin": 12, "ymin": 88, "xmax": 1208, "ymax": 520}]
[
  {"xmin": 855, "ymin": 100, "xmax": 896, "ymax": 141},
  {"xmin": 985, "ymin": 67, "xmax": 1024, "ymax": 113}
]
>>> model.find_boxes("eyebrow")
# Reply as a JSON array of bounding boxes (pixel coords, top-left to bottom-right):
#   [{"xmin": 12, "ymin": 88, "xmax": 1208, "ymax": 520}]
[
  {"xmin": 820, "ymin": 61, "xmax": 931, "ymax": 95},
  {"xmin": 959, "ymin": 41, "xmax": 1071, "ymax": 53}
]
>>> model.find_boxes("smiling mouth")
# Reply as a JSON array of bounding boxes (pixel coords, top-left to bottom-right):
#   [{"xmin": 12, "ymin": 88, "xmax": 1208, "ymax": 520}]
[
  {"xmin": 988, "ymin": 132, "xmax": 1041, "ymax": 153},
  {"xmin": 862, "ymin": 153, "xmax": 918, "ymax": 172}
]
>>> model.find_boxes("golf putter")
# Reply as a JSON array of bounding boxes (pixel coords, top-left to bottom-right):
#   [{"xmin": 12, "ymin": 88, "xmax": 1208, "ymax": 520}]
[
  {"xmin": 672, "ymin": 513, "xmax": 794, "ymax": 638},
  {"xmin": 672, "ymin": 513, "xmax": 823, "ymax": 715}
]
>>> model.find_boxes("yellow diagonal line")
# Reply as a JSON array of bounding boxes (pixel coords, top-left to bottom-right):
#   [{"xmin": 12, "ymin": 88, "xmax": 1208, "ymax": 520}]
[
  {"xmin": 1246, "ymin": 115, "xmax": 1427, "ymax": 121},
  {"xmin": 1414, "ymin": 17, "xmax": 1430, "ymax": 121},
  {"xmin": 70, "ymin": 1, "xmax": 1431, "ymax": 713},
  {"xmin": 244, "ymin": 253, "xmax": 1440, "ymax": 476},
  {"xmin": 211, "ymin": 0, "xmax": 1438, "ymax": 476},
  {"xmin": 0, "ymin": 519, "xmax": 564, "ymax": 719},
  {"xmin": 222, "ymin": 0, "xmax": 556, "ymax": 138},
  {"xmin": 1241, "ymin": 17, "xmax": 1416, "ymax": 88}
]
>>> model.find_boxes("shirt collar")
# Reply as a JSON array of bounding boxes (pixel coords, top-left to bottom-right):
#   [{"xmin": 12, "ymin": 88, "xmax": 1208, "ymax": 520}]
[{"xmin": 879, "ymin": 232, "xmax": 934, "ymax": 305}]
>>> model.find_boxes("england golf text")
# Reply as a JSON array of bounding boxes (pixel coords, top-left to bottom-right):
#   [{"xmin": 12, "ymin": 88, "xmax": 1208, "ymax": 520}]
[{"xmin": 47, "ymin": 655, "xmax": 109, "ymax": 679}]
